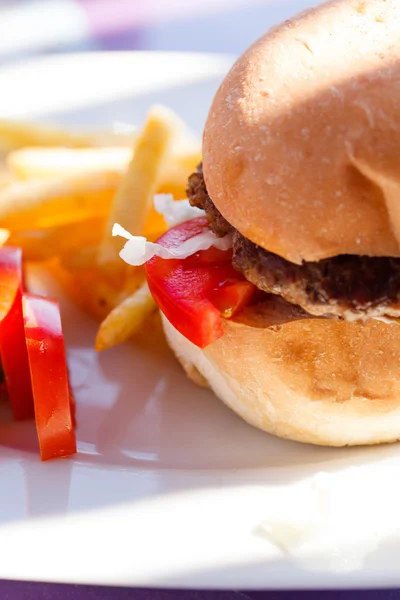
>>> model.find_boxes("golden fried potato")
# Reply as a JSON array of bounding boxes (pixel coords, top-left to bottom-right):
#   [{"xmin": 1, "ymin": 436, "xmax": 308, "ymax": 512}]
[
  {"xmin": 0, "ymin": 119, "xmax": 135, "ymax": 151},
  {"xmin": 97, "ymin": 106, "xmax": 178, "ymax": 266},
  {"xmin": 0, "ymin": 171, "xmax": 119, "ymax": 230},
  {"xmin": 7, "ymin": 218, "xmax": 105, "ymax": 261},
  {"xmin": 95, "ymin": 282, "xmax": 156, "ymax": 351}
]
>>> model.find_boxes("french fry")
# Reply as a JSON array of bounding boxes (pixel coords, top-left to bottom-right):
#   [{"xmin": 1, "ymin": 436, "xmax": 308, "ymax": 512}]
[
  {"xmin": 49, "ymin": 259, "xmax": 145, "ymax": 321},
  {"xmin": 6, "ymin": 218, "xmax": 105, "ymax": 261},
  {"xmin": 0, "ymin": 171, "xmax": 119, "ymax": 230},
  {"xmin": 58, "ymin": 205, "xmax": 168, "ymax": 274},
  {"xmin": 0, "ymin": 229, "xmax": 9, "ymax": 246},
  {"xmin": 0, "ymin": 119, "xmax": 136, "ymax": 151},
  {"xmin": 59, "ymin": 205, "xmax": 168, "ymax": 273},
  {"xmin": 7, "ymin": 146, "xmax": 201, "ymax": 191},
  {"xmin": 59, "ymin": 247, "xmax": 98, "ymax": 271},
  {"xmin": 0, "ymin": 108, "xmax": 200, "ymax": 348},
  {"xmin": 95, "ymin": 282, "xmax": 156, "ymax": 351},
  {"xmin": 96, "ymin": 106, "xmax": 177, "ymax": 266},
  {"xmin": 8, "ymin": 147, "xmax": 131, "ymax": 179},
  {"xmin": 158, "ymin": 157, "xmax": 200, "ymax": 198},
  {"xmin": 48, "ymin": 264, "xmax": 117, "ymax": 321}
]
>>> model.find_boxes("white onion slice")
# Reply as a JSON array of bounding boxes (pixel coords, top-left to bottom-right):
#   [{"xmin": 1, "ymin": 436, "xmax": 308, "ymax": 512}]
[
  {"xmin": 153, "ymin": 194, "xmax": 203, "ymax": 226},
  {"xmin": 113, "ymin": 223, "xmax": 232, "ymax": 267}
]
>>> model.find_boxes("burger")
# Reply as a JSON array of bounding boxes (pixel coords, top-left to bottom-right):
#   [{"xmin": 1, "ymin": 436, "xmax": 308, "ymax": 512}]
[{"xmin": 123, "ymin": 0, "xmax": 400, "ymax": 447}]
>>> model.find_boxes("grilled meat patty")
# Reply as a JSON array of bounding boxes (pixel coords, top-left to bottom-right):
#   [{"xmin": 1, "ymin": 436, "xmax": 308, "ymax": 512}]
[{"xmin": 187, "ymin": 164, "xmax": 400, "ymax": 320}]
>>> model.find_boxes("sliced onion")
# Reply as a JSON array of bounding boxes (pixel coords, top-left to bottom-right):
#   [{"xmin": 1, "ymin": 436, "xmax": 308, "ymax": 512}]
[
  {"xmin": 113, "ymin": 223, "xmax": 233, "ymax": 267},
  {"xmin": 153, "ymin": 194, "xmax": 203, "ymax": 226}
]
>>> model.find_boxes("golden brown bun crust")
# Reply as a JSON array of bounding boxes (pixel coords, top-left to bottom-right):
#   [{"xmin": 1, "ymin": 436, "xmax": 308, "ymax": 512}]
[
  {"xmin": 162, "ymin": 299, "xmax": 400, "ymax": 446},
  {"xmin": 203, "ymin": 0, "xmax": 400, "ymax": 264}
]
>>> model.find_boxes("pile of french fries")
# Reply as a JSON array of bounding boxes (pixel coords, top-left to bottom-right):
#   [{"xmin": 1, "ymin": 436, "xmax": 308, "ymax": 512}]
[{"xmin": 0, "ymin": 106, "xmax": 201, "ymax": 351}]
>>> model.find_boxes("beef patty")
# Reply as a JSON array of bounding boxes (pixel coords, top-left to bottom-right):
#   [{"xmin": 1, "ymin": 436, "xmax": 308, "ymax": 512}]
[{"xmin": 187, "ymin": 164, "xmax": 400, "ymax": 320}]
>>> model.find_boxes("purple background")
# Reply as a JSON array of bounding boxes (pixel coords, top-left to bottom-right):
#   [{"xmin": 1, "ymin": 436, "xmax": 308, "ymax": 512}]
[
  {"xmin": 1, "ymin": 583, "xmax": 400, "ymax": 599},
  {"xmin": 0, "ymin": 0, "xmax": 318, "ymax": 65}
]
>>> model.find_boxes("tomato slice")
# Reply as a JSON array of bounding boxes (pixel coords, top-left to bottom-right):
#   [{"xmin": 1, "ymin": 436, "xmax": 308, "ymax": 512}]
[
  {"xmin": 22, "ymin": 294, "xmax": 76, "ymax": 461},
  {"xmin": 145, "ymin": 217, "xmax": 255, "ymax": 348},
  {"xmin": 209, "ymin": 280, "xmax": 256, "ymax": 318},
  {"xmin": 0, "ymin": 247, "xmax": 34, "ymax": 420}
]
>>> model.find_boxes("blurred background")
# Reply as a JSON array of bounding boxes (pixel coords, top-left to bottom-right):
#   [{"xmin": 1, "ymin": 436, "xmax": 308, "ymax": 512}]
[{"xmin": 0, "ymin": 0, "xmax": 317, "ymax": 65}]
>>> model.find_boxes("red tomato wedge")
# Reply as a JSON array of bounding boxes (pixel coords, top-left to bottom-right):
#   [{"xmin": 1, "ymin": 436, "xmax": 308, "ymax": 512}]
[
  {"xmin": 22, "ymin": 294, "xmax": 76, "ymax": 461},
  {"xmin": 0, "ymin": 247, "xmax": 34, "ymax": 420},
  {"xmin": 145, "ymin": 217, "xmax": 255, "ymax": 348},
  {"xmin": 209, "ymin": 280, "xmax": 256, "ymax": 318}
]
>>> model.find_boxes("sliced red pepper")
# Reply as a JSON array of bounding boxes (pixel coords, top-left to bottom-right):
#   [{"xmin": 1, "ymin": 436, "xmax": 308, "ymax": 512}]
[
  {"xmin": 22, "ymin": 294, "xmax": 76, "ymax": 461},
  {"xmin": 145, "ymin": 217, "xmax": 255, "ymax": 348},
  {"xmin": 0, "ymin": 247, "xmax": 34, "ymax": 420}
]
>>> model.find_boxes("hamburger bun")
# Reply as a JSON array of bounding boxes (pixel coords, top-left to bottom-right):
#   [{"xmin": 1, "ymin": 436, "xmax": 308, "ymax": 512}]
[
  {"xmin": 162, "ymin": 303, "xmax": 400, "ymax": 447},
  {"xmin": 160, "ymin": 0, "xmax": 400, "ymax": 447},
  {"xmin": 203, "ymin": 0, "xmax": 400, "ymax": 264}
]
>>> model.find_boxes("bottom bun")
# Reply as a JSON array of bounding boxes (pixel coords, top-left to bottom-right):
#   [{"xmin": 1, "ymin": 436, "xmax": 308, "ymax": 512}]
[{"xmin": 161, "ymin": 297, "xmax": 400, "ymax": 447}]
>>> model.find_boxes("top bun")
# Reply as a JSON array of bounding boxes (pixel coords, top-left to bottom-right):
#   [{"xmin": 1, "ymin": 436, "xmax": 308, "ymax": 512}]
[{"xmin": 203, "ymin": 0, "xmax": 400, "ymax": 264}]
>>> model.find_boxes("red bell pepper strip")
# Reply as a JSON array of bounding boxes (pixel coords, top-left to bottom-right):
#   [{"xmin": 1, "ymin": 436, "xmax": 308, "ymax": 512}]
[
  {"xmin": 0, "ymin": 247, "xmax": 34, "ymax": 420},
  {"xmin": 22, "ymin": 294, "xmax": 76, "ymax": 461},
  {"xmin": 145, "ymin": 217, "xmax": 255, "ymax": 348}
]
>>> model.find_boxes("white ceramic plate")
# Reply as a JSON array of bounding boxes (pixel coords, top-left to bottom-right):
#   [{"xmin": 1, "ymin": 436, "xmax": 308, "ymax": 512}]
[{"xmin": 0, "ymin": 51, "xmax": 400, "ymax": 591}]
